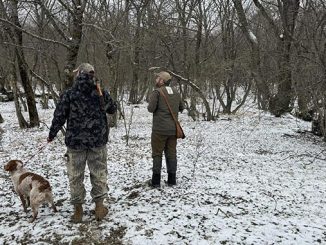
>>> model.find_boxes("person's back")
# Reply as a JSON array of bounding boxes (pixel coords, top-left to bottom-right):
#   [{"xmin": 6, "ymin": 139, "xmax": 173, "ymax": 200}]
[
  {"xmin": 48, "ymin": 63, "xmax": 117, "ymax": 223},
  {"xmin": 49, "ymin": 70, "xmax": 116, "ymax": 150},
  {"xmin": 61, "ymin": 73, "xmax": 109, "ymax": 149},
  {"xmin": 150, "ymin": 86, "xmax": 182, "ymax": 136},
  {"xmin": 147, "ymin": 71, "xmax": 184, "ymax": 187}
]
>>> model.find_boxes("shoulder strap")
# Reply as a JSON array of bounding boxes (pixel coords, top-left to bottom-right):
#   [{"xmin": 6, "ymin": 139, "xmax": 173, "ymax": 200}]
[
  {"xmin": 159, "ymin": 88, "xmax": 178, "ymax": 124},
  {"xmin": 96, "ymin": 82, "xmax": 103, "ymax": 96},
  {"xmin": 96, "ymin": 81, "xmax": 105, "ymax": 110}
]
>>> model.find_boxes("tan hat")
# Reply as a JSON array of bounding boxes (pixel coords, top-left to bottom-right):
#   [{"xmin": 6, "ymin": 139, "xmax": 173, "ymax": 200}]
[
  {"xmin": 73, "ymin": 63, "xmax": 95, "ymax": 74},
  {"xmin": 155, "ymin": 71, "xmax": 171, "ymax": 82}
]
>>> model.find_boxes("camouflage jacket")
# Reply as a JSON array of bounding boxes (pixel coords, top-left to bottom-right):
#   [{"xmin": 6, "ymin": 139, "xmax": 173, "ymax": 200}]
[
  {"xmin": 147, "ymin": 85, "xmax": 184, "ymax": 135},
  {"xmin": 49, "ymin": 74, "xmax": 117, "ymax": 150}
]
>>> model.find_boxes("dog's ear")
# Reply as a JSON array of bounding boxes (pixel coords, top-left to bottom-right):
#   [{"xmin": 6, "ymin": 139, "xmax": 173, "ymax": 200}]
[
  {"xmin": 4, "ymin": 160, "xmax": 18, "ymax": 172},
  {"xmin": 17, "ymin": 160, "xmax": 24, "ymax": 168}
]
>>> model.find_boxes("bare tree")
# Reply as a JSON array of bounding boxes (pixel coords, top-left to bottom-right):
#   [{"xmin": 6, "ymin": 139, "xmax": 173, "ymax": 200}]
[
  {"xmin": 253, "ymin": 0, "xmax": 300, "ymax": 116},
  {"xmin": 0, "ymin": 0, "xmax": 39, "ymax": 127},
  {"xmin": 232, "ymin": 0, "xmax": 270, "ymax": 110},
  {"xmin": 296, "ymin": 0, "xmax": 326, "ymax": 140},
  {"xmin": 0, "ymin": 0, "xmax": 324, "ymax": 140},
  {"xmin": 37, "ymin": 0, "xmax": 87, "ymax": 90},
  {"xmin": 128, "ymin": 0, "xmax": 150, "ymax": 104}
]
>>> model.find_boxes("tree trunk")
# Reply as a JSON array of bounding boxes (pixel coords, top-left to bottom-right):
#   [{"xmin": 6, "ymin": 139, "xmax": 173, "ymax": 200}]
[
  {"xmin": 252, "ymin": 0, "xmax": 300, "ymax": 116},
  {"xmin": 129, "ymin": 1, "xmax": 149, "ymax": 104},
  {"xmin": 233, "ymin": 0, "xmax": 270, "ymax": 110},
  {"xmin": 269, "ymin": 38, "xmax": 294, "ymax": 116},
  {"xmin": 11, "ymin": 77, "xmax": 28, "ymax": 128},
  {"xmin": 106, "ymin": 40, "xmax": 119, "ymax": 127},
  {"xmin": 220, "ymin": 1, "xmax": 237, "ymax": 114},
  {"xmin": 8, "ymin": 0, "xmax": 39, "ymax": 127},
  {"xmin": 194, "ymin": 1, "xmax": 202, "ymax": 79},
  {"xmin": 0, "ymin": 71, "xmax": 6, "ymax": 94},
  {"xmin": 129, "ymin": 19, "xmax": 141, "ymax": 104},
  {"xmin": 62, "ymin": 2, "xmax": 85, "ymax": 90}
]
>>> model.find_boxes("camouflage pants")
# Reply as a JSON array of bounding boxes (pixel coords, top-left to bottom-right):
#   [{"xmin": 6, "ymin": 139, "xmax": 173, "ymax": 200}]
[{"xmin": 65, "ymin": 146, "xmax": 108, "ymax": 204}]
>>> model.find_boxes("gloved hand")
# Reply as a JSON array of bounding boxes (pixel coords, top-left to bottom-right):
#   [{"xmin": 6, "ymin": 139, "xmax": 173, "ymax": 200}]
[{"xmin": 107, "ymin": 100, "xmax": 118, "ymax": 114}]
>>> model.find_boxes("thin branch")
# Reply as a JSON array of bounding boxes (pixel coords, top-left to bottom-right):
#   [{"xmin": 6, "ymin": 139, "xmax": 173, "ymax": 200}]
[
  {"xmin": 1, "ymin": 41, "xmax": 40, "ymax": 51},
  {"xmin": 29, "ymin": 70, "xmax": 60, "ymax": 100},
  {"xmin": 252, "ymin": 0, "xmax": 281, "ymax": 38},
  {"xmin": 149, "ymin": 66, "xmax": 213, "ymax": 121},
  {"xmin": 0, "ymin": 17, "xmax": 70, "ymax": 49},
  {"xmin": 82, "ymin": 22, "xmax": 115, "ymax": 36},
  {"xmin": 56, "ymin": 0, "xmax": 74, "ymax": 16},
  {"xmin": 216, "ymin": 208, "xmax": 232, "ymax": 218},
  {"xmin": 36, "ymin": 0, "xmax": 69, "ymax": 41}
]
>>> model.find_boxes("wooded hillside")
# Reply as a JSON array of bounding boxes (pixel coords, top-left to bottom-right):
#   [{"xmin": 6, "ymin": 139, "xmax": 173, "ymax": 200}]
[{"xmin": 0, "ymin": 0, "xmax": 325, "ymax": 140}]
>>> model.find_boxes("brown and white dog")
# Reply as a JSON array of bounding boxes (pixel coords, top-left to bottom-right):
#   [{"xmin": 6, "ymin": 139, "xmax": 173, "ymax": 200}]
[{"xmin": 4, "ymin": 160, "xmax": 57, "ymax": 222}]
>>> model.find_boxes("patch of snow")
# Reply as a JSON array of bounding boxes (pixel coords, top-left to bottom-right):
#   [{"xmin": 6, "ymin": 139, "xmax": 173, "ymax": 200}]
[{"xmin": 0, "ymin": 100, "xmax": 325, "ymax": 244}]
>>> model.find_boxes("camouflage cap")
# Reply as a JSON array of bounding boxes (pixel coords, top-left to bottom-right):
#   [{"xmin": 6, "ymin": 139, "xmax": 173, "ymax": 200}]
[
  {"xmin": 73, "ymin": 63, "xmax": 95, "ymax": 74},
  {"xmin": 155, "ymin": 71, "xmax": 171, "ymax": 82}
]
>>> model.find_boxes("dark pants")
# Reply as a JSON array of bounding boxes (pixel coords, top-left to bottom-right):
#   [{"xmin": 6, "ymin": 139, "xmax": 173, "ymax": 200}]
[{"xmin": 151, "ymin": 132, "xmax": 177, "ymax": 174}]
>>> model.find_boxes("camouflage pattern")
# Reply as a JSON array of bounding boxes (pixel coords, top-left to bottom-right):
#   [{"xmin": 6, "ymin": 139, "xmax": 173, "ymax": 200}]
[
  {"xmin": 65, "ymin": 146, "xmax": 108, "ymax": 204},
  {"xmin": 147, "ymin": 85, "xmax": 184, "ymax": 135},
  {"xmin": 49, "ymin": 73, "xmax": 117, "ymax": 150}
]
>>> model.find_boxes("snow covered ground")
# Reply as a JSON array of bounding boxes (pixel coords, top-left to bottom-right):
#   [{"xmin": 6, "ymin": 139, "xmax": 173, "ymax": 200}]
[{"xmin": 0, "ymin": 100, "xmax": 325, "ymax": 245}]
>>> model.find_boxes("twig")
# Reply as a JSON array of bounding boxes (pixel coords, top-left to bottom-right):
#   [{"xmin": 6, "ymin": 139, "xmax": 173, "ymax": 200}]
[
  {"xmin": 262, "ymin": 191, "xmax": 278, "ymax": 212},
  {"xmin": 121, "ymin": 100, "xmax": 135, "ymax": 146},
  {"xmin": 216, "ymin": 208, "xmax": 232, "ymax": 218},
  {"xmin": 0, "ymin": 17, "xmax": 70, "ymax": 48}
]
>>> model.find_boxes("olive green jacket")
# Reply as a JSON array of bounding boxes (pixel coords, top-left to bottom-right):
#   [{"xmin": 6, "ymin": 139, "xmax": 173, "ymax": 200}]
[{"xmin": 147, "ymin": 86, "xmax": 184, "ymax": 135}]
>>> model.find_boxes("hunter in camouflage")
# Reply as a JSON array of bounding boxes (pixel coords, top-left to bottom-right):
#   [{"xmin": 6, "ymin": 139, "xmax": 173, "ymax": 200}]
[{"xmin": 48, "ymin": 63, "xmax": 117, "ymax": 223}]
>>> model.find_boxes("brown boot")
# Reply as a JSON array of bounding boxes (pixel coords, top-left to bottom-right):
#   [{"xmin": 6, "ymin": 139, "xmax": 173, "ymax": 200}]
[
  {"xmin": 95, "ymin": 200, "xmax": 108, "ymax": 221},
  {"xmin": 71, "ymin": 204, "xmax": 83, "ymax": 223}
]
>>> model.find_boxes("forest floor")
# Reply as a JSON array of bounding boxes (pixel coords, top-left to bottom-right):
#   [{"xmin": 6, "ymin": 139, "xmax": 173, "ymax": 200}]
[{"xmin": 0, "ymin": 100, "xmax": 325, "ymax": 245}]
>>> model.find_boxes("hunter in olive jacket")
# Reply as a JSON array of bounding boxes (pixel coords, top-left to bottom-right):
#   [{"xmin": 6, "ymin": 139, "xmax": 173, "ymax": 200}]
[{"xmin": 147, "ymin": 85, "xmax": 184, "ymax": 135}]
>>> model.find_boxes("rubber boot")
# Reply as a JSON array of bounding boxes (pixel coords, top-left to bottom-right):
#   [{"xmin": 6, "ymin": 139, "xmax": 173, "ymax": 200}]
[
  {"xmin": 152, "ymin": 156, "xmax": 162, "ymax": 174},
  {"xmin": 166, "ymin": 158, "xmax": 177, "ymax": 186},
  {"xmin": 167, "ymin": 173, "xmax": 176, "ymax": 186},
  {"xmin": 151, "ymin": 156, "xmax": 162, "ymax": 188},
  {"xmin": 151, "ymin": 173, "xmax": 161, "ymax": 188},
  {"xmin": 166, "ymin": 159, "xmax": 177, "ymax": 175},
  {"xmin": 95, "ymin": 200, "xmax": 108, "ymax": 221},
  {"xmin": 71, "ymin": 204, "xmax": 83, "ymax": 223}
]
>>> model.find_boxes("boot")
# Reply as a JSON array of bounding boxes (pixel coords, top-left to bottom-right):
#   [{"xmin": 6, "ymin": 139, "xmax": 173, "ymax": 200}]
[
  {"xmin": 71, "ymin": 204, "xmax": 83, "ymax": 223},
  {"xmin": 95, "ymin": 200, "xmax": 108, "ymax": 221},
  {"xmin": 151, "ymin": 173, "xmax": 161, "ymax": 188},
  {"xmin": 167, "ymin": 173, "xmax": 176, "ymax": 186}
]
